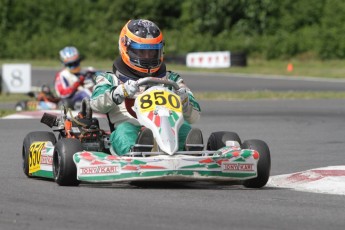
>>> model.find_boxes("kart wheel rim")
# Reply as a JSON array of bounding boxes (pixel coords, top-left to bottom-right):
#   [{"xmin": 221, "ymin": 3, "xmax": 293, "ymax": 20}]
[{"xmin": 53, "ymin": 152, "xmax": 61, "ymax": 180}]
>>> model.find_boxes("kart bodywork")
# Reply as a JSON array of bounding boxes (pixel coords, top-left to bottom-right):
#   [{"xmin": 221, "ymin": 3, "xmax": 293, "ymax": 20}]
[
  {"xmin": 23, "ymin": 77, "xmax": 270, "ymax": 188},
  {"xmin": 74, "ymin": 148, "xmax": 259, "ymax": 183},
  {"xmin": 27, "ymin": 141, "xmax": 260, "ymax": 182}
]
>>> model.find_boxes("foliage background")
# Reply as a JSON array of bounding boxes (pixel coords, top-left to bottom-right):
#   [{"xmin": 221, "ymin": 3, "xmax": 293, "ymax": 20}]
[{"xmin": 1, "ymin": 0, "xmax": 345, "ymax": 60}]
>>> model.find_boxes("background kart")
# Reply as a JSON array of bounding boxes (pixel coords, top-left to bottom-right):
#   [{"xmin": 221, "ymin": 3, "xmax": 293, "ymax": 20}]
[
  {"xmin": 22, "ymin": 78, "xmax": 271, "ymax": 188},
  {"xmin": 15, "ymin": 68, "xmax": 97, "ymax": 112},
  {"xmin": 15, "ymin": 98, "xmax": 59, "ymax": 111}
]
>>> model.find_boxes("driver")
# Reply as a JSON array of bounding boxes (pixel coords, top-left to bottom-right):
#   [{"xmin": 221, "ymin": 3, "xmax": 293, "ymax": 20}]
[
  {"xmin": 54, "ymin": 46, "xmax": 90, "ymax": 109},
  {"xmin": 90, "ymin": 19, "xmax": 201, "ymax": 155}
]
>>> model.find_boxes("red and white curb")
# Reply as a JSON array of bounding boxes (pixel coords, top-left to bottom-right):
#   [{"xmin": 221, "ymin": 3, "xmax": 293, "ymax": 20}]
[
  {"xmin": 267, "ymin": 166, "xmax": 345, "ymax": 195},
  {"xmin": 1, "ymin": 110, "xmax": 106, "ymax": 119}
]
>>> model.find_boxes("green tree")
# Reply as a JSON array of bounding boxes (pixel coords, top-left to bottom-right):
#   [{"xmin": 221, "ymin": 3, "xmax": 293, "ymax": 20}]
[{"xmin": 1, "ymin": 0, "xmax": 345, "ymax": 60}]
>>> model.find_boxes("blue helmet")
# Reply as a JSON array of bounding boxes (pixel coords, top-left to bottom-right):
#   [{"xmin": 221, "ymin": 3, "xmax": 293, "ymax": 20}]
[{"xmin": 59, "ymin": 46, "xmax": 81, "ymax": 73}]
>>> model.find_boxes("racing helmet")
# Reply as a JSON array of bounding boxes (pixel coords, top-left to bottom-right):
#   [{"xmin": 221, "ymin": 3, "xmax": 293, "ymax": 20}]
[
  {"xmin": 119, "ymin": 19, "xmax": 164, "ymax": 76},
  {"xmin": 59, "ymin": 46, "xmax": 81, "ymax": 73}
]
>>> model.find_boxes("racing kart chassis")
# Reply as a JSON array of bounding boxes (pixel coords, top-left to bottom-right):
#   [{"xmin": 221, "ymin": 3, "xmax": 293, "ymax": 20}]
[{"xmin": 22, "ymin": 77, "xmax": 271, "ymax": 188}]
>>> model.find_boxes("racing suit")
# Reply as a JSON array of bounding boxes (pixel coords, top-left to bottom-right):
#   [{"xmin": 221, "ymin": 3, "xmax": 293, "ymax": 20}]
[
  {"xmin": 54, "ymin": 69, "xmax": 90, "ymax": 107},
  {"xmin": 90, "ymin": 59, "xmax": 201, "ymax": 155}
]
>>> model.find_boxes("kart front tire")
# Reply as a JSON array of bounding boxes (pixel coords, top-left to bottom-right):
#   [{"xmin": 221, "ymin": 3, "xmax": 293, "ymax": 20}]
[
  {"xmin": 242, "ymin": 139, "xmax": 271, "ymax": 188},
  {"xmin": 53, "ymin": 138, "xmax": 83, "ymax": 186},
  {"xmin": 15, "ymin": 101, "xmax": 27, "ymax": 111},
  {"xmin": 206, "ymin": 131, "xmax": 242, "ymax": 150},
  {"xmin": 22, "ymin": 131, "xmax": 57, "ymax": 177}
]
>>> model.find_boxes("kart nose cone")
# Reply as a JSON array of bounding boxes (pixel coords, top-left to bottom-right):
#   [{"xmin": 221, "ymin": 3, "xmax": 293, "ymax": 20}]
[
  {"xmin": 161, "ymin": 142, "xmax": 177, "ymax": 155},
  {"xmin": 159, "ymin": 117, "xmax": 178, "ymax": 155}
]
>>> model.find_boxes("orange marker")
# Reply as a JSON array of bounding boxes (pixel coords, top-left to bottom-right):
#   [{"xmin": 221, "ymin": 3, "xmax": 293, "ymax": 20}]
[{"xmin": 287, "ymin": 63, "xmax": 294, "ymax": 72}]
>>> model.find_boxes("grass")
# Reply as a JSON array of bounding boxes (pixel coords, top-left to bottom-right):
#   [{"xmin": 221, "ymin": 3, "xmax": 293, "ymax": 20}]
[
  {"xmin": 1, "ymin": 58, "xmax": 345, "ymax": 117},
  {"xmin": 3, "ymin": 91, "xmax": 345, "ymax": 103},
  {"xmin": 0, "ymin": 93, "xmax": 31, "ymax": 102},
  {"xmin": 2, "ymin": 90, "xmax": 345, "ymax": 117},
  {"xmin": 194, "ymin": 91, "xmax": 345, "ymax": 100},
  {"xmin": 1, "ymin": 58, "xmax": 345, "ymax": 78},
  {"xmin": 0, "ymin": 109, "xmax": 16, "ymax": 117},
  {"xmin": 168, "ymin": 59, "xmax": 345, "ymax": 79},
  {"xmin": 0, "ymin": 94, "xmax": 31, "ymax": 117}
]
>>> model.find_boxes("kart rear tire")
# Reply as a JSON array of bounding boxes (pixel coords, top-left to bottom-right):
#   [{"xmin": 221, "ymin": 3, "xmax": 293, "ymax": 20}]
[
  {"xmin": 53, "ymin": 138, "xmax": 83, "ymax": 186},
  {"xmin": 22, "ymin": 131, "xmax": 57, "ymax": 177},
  {"xmin": 206, "ymin": 131, "xmax": 241, "ymax": 150},
  {"xmin": 242, "ymin": 139, "xmax": 271, "ymax": 188}
]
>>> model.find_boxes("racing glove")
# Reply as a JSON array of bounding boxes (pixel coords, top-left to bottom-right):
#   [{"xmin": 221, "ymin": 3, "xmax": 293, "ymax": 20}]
[
  {"xmin": 78, "ymin": 75, "xmax": 85, "ymax": 85},
  {"xmin": 72, "ymin": 76, "xmax": 85, "ymax": 91},
  {"xmin": 112, "ymin": 80, "xmax": 139, "ymax": 104},
  {"xmin": 176, "ymin": 87, "xmax": 190, "ymax": 113}
]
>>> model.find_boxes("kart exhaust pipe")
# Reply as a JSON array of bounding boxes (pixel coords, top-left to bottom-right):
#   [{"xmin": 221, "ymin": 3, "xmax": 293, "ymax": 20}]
[{"xmin": 40, "ymin": 113, "xmax": 58, "ymax": 128}]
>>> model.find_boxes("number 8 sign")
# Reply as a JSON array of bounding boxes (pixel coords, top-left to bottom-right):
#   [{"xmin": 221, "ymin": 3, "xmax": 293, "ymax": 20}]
[{"xmin": 2, "ymin": 64, "xmax": 31, "ymax": 93}]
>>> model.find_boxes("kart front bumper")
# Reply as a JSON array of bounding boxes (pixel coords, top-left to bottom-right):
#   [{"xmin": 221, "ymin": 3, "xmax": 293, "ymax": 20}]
[{"xmin": 73, "ymin": 147, "xmax": 260, "ymax": 183}]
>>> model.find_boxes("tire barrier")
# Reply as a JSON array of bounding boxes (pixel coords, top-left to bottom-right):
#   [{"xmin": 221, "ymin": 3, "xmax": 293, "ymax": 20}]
[
  {"xmin": 165, "ymin": 52, "xmax": 247, "ymax": 67},
  {"xmin": 230, "ymin": 52, "xmax": 247, "ymax": 67}
]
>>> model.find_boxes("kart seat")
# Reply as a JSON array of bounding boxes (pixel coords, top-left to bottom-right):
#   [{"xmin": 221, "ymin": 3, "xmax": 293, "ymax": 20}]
[
  {"xmin": 74, "ymin": 98, "xmax": 100, "ymax": 129},
  {"xmin": 185, "ymin": 128, "xmax": 204, "ymax": 151},
  {"xmin": 132, "ymin": 128, "xmax": 154, "ymax": 152}
]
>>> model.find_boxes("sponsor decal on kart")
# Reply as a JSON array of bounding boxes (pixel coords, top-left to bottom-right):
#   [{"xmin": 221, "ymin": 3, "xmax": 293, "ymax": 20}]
[
  {"xmin": 29, "ymin": 142, "xmax": 46, "ymax": 173},
  {"xmin": 79, "ymin": 164, "xmax": 121, "ymax": 176},
  {"xmin": 40, "ymin": 155, "xmax": 53, "ymax": 165},
  {"xmin": 221, "ymin": 163, "xmax": 255, "ymax": 172}
]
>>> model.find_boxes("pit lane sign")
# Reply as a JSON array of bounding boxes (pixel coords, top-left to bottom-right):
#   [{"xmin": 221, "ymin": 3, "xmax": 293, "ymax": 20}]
[{"xmin": 2, "ymin": 63, "xmax": 31, "ymax": 93}]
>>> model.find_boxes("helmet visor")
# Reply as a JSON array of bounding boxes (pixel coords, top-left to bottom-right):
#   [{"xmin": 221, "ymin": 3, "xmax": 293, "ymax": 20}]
[
  {"xmin": 65, "ymin": 60, "xmax": 80, "ymax": 69},
  {"xmin": 127, "ymin": 42, "xmax": 163, "ymax": 69}
]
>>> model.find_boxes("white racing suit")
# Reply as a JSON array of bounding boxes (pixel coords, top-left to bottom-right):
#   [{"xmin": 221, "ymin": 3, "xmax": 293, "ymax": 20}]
[
  {"xmin": 54, "ymin": 69, "xmax": 91, "ymax": 109},
  {"xmin": 90, "ymin": 71, "xmax": 201, "ymax": 155}
]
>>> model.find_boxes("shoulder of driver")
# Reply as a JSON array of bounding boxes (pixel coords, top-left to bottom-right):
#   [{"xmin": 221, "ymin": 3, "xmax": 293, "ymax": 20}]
[
  {"xmin": 60, "ymin": 69, "xmax": 78, "ymax": 78},
  {"xmin": 94, "ymin": 72, "xmax": 119, "ymax": 86}
]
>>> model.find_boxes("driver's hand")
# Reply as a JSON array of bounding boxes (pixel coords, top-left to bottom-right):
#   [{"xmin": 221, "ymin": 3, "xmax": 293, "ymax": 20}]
[
  {"xmin": 176, "ymin": 87, "xmax": 189, "ymax": 112},
  {"xmin": 72, "ymin": 76, "xmax": 85, "ymax": 90},
  {"xmin": 78, "ymin": 75, "xmax": 85, "ymax": 85},
  {"xmin": 122, "ymin": 80, "xmax": 139, "ymax": 98},
  {"xmin": 112, "ymin": 80, "xmax": 139, "ymax": 104}
]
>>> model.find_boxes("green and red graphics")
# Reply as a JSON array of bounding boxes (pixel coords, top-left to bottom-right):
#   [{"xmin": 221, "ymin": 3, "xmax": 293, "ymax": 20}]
[
  {"xmin": 73, "ymin": 146, "xmax": 259, "ymax": 183},
  {"xmin": 146, "ymin": 110, "xmax": 180, "ymax": 134}
]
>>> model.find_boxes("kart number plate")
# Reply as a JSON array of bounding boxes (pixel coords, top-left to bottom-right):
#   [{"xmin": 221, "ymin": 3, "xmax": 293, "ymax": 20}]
[
  {"xmin": 29, "ymin": 142, "xmax": 46, "ymax": 173},
  {"xmin": 138, "ymin": 90, "xmax": 182, "ymax": 113}
]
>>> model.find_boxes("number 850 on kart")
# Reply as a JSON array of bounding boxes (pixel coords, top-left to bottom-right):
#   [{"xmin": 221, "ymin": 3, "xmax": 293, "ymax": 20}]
[{"xmin": 137, "ymin": 89, "xmax": 182, "ymax": 113}]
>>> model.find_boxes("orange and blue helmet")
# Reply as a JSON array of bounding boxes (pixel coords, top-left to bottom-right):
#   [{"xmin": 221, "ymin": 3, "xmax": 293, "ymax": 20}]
[
  {"xmin": 119, "ymin": 19, "xmax": 164, "ymax": 76},
  {"xmin": 59, "ymin": 46, "xmax": 81, "ymax": 73}
]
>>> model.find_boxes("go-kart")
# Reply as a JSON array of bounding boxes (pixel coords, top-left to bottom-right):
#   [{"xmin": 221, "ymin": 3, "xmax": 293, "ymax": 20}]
[
  {"xmin": 15, "ymin": 68, "xmax": 97, "ymax": 112},
  {"xmin": 22, "ymin": 77, "xmax": 271, "ymax": 188},
  {"xmin": 14, "ymin": 87, "xmax": 61, "ymax": 111}
]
